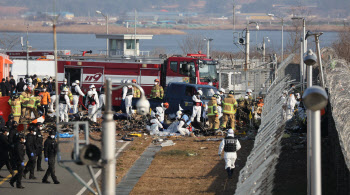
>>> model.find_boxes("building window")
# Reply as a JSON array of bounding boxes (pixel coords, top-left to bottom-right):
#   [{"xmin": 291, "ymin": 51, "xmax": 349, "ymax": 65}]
[{"xmin": 126, "ymin": 40, "xmax": 135, "ymax": 49}]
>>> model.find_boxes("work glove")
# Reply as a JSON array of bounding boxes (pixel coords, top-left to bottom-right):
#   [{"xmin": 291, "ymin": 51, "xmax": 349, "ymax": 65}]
[
  {"xmin": 45, "ymin": 158, "xmax": 48, "ymax": 162},
  {"xmin": 30, "ymin": 152, "xmax": 34, "ymax": 157},
  {"xmin": 21, "ymin": 162, "xmax": 25, "ymax": 166}
]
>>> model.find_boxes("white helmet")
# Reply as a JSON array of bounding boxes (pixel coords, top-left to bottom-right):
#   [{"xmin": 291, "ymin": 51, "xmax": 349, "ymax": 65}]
[
  {"xmin": 127, "ymin": 80, "xmax": 131, "ymax": 83},
  {"xmin": 176, "ymin": 110, "xmax": 182, "ymax": 116},
  {"xmin": 64, "ymin": 78, "xmax": 67, "ymax": 82},
  {"xmin": 219, "ymin": 88, "xmax": 225, "ymax": 93},
  {"xmin": 27, "ymin": 78, "xmax": 32, "ymax": 83},
  {"xmin": 87, "ymin": 91, "xmax": 93, "ymax": 97},
  {"xmin": 75, "ymin": 80, "xmax": 80, "ymax": 84},
  {"xmin": 197, "ymin": 90, "xmax": 203, "ymax": 96},
  {"xmin": 227, "ymin": 129, "xmax": 234, "ymax": 136},
  {"xmin": 215, "ymin": 91, "xmax": 220, "ymax": 95},
  {"xmin": 89, "ymin": 84, "xmax": 95, "ymax": 89},
  {"xmin": 246, "ymin": 89, "xmax": 252, "ymax": 93}
]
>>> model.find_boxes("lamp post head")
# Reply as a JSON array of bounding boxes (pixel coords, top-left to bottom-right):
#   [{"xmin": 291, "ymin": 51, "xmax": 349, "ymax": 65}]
[
  {"xmin": 96, "ymin": 10, "xmax": 101, "ymax": 14},
  {"xmin": 267, "ymin": 13, "xmax": 274, "ymax": 17},
  {"xmin": 304, "ymin": 49, "xmax": 317, "ymax": 66},
  {"xmin": 302, "ymin": 86, "xmax": 328, "ymax": 111}
]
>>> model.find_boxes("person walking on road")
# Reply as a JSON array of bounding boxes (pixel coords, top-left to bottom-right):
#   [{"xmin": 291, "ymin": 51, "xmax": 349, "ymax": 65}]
[
  {"xmin": 218, "ymin": 129, "xmax": 241, "ymax": 179},
  {"xmin": 23, "ymin": 127, "xmax": 37, "ymax": 179},
  {"xmin": 42, "ymin": 131, "xmax": 60, "ymax": 184},
  {"xmin": 35, "ymin": 123, "xmax": 44, "ymax": 171},
  {"xmin": 71, "ymin": 80, "xmax": 85, "ymax": 114},
  {"xmin": 9, "ymin": 134, "xmax": 26, "ymax": 189}
]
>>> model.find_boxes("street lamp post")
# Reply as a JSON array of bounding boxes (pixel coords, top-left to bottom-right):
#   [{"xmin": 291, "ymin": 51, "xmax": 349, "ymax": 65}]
[
  {"xmin": 96, "ymin": 10, "xmax": 109, "ymax": 56},
  {"xmin": 292, "ymin": 16, "xmax": 307, "ymax": 90},
  {"xmin": 262, "ymin": 36, "xmax": 270, "ymax": 62},
  {"xmin": 204, "ymin": 38, "xmax": 213, "ymax": 58},
  {"xmin": 306, "ymin": 31, "xmax": 325, "ymax": 87},
  {"xmin": 244, "ymin": 21, "xmax": 259, "ymax": 90},
  {"xmin": 267, "ymin": 14, "xmax": 284, "ymax": 62}
]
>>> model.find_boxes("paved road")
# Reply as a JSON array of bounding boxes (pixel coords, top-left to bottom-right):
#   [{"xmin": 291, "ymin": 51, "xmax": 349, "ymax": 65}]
[{"xmin": 0, "ymin": 141, "xmax": 130, "ymax": 195}]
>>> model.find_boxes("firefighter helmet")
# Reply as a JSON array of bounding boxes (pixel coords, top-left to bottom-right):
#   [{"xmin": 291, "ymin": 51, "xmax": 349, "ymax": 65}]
[
  {"xmin": 229, "ymin": 90, "xmax": 235, "ymax": 95},
  {"xmin": 132, "ymin": 79, "xmax": 137, "ymax": 83},
  {"xmin": 154, "ymin": 79, "xmax": 160, "ymax": 82},
  {"xmin": 163, "ymin": 102, "xmax": 169, "ymax": 109}
]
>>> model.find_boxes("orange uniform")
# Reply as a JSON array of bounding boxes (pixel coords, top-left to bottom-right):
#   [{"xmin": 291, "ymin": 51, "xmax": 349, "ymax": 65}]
[{"xmin": 39, "ymin": 91, "xmax": 51, "ymax": 105}]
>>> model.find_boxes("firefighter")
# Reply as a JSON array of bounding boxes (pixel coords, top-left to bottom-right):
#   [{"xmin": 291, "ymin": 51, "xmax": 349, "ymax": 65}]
[
  {"xmin": 86, "ymin": 91, "xmax": 99, "ymax": 123},
  {"xmin": 150, "ymin": 79, "xmax": 164, "ymax": 99},
  {"xmin": 42, "ymin": 131, "xmax": 60, "ymax": 184},
  {"xmin": 8, "ymin": 92, "xmax": 21, "ymax": 123},
  {"xmin": 71, "ymin": 80, "xmax": 85, "ymax": 114},
  {"xmin": 122, "ymin": 80, "xmax": 133, "ymax": 117},
  {"xmin": 39, "ymin": 87, "xmax": 51, "ymax": 116},
  {"xmin": 221, "ymin": 90, "xmax": 238, "ymax": 129},
  {"xmin": 9, "ymin": 134, "xmax": 26, "ymax": 189},
  {"xmin": 20, "ymin": 87, "xmax": 32, "ymax": 120},
  {"xmin": 23, "ymin": 126, "xmax": 37, "ymax": 179},
  {"xmin": 35, "ymin": 123, "xmax": 44, "ymax": 171},
  {"xmin": 59, "ymin": 78, "xmax": 68, "ymax": 91},
  {"xmin": 33, "ymin": 93, "xmax": 42, "ymax": 118},
  {"xmin": 132, "ymin": 79, "xmax": 141, "ymax": 98},
  {"xmin": 0, "ymin": 128, "xmax": 14, "ymax": 177},
  {"xmin": 218, "ymin": 129, "xmax": 241, "ymax": 179},
  {"xmin": 59, "ymin": 87, "xmax": 71, "ymax": 122},
  {"xmin": 207, "ymin": 95, "xmax": 220, "ymax": 130},
  {"xmin": 191, "ymin": 89, "xmax": 203, "ymax": 123}
]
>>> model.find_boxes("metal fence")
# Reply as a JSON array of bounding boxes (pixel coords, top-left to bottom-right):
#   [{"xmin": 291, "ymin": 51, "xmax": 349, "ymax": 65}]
[{"xmin": 235, "ymin": 55, "xmax": 295, "ymax": 195}]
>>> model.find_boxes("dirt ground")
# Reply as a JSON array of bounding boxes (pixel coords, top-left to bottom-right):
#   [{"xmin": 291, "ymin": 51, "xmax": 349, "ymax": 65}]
[{"xmin": 129, "ymin": 136, "xmax": 254, "ymax": 195}]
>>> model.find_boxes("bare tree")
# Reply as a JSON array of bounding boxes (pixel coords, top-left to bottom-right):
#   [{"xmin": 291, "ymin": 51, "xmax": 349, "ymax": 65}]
[
  {"xmin": 0, "ymin": 33, "xmax": 21, "ymax": 50},
  {"xmin": 178, "ymin": 34, "xmax": 206, "ymax": 55},
  {"xmin": 333, "ymin": 26, "xmax": 350, "ymax": 62}
]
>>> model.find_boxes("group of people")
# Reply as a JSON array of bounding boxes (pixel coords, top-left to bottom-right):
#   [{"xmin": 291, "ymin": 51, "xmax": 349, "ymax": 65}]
[
  {"xmin": 0, "ymin": 121, "xmax": 59, "ymax": 189},
  {"xmin": 281, "ymin": 84, "xmax": 302, "ymax": 121}
]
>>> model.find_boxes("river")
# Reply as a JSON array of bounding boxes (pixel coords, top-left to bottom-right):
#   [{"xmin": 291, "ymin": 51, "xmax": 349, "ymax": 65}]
[{"xmin": 0, "ymin": 30, "xmax": 339, "ymax": 55}]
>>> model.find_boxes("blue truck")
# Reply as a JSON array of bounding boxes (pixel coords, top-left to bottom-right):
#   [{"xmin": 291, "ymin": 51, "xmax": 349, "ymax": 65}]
[{"xmin": 148, "ymin": 82, "xmax": 219, "ymax": 115}]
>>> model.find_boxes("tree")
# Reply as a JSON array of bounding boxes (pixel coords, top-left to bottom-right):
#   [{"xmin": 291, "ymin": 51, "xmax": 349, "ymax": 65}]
[
  {"xmin": 178, "ymin": 34, "xmax": 206, "ymax": 55},
  {"xmin": 0, "ymin": 33, "xmax": 21, "ymax": 50}
]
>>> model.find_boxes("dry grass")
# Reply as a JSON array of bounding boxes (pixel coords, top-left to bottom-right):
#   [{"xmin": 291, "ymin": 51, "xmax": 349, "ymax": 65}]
[{"xmin": 130, "ymin": 136, "xmax": 254, "ymax": 195}]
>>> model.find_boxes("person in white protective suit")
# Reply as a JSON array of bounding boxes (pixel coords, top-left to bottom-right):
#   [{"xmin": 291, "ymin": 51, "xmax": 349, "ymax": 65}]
[
  {"xmin": 281, "ymin": 90, "xmax": 288, "ymax": 121},
  {"xmin": 146, "ymin": 112, "xmax": 163, "ymax": 136},
  {"xmin": 177, "ymin": 110, "xmax": 192, "ymax": 136},
  {"xmin": 59, "ymin": 87, "xmax": 71, "ymax": 122},
  {"xmin": 122, "ymin": 80, "xmax": 134, "ymax": 117},
  {"xmin": 23, "ymin": 78, "xmax": 35, "ymax": 91},
  {"xmin": 286, "ymin": 92, "xmax": 297, "ymax": 120},
  {"xmin": 215, "ymin": 92, "xmax": 223, "ymax": 119},
  {"xmin": 71, "ymin": 80, "xmax": 85, "ymax": 114},
  {"xmin": 85, "ymin": 91, "xmax": 99, "ymax": 123},
  {"xmin": 154, "ymin": 102, "xmax": 169, "ymax": 124},
  {"xmin": 218, "ymin": 129, "xmax": 241, "ymax": 179},
  {"xmin": 219, "ymin": 88, "xmax": 226, "ymax": 102},
  {"xmin": 99, "ymin": 85, "xmax": 106, "ymax": 110},
  {"xmin": 89, "ymin": 84, "xmax": 98, "ymax": 97},
  {"xmin": 191, "ymin": 89, "xmax": 203, "ymax": 123},
  {"xmin": 49, "ymin": 93, "xmax": 56, "ymax": 112}
]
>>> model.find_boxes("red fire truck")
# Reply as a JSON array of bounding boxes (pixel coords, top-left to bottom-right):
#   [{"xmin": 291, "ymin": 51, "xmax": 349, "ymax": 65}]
[{"xmin": 57, "ymin": 53, "xmax": 218, "ymax": 107}]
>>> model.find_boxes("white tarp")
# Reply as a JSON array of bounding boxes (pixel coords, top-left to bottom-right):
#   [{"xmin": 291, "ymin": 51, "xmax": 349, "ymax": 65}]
[{"xmin": 12, "ymin": 60, "xmax": 55, "ymax": 81}]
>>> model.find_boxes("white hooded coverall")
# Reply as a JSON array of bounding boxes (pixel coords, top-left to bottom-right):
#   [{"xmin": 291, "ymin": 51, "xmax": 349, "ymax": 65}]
[
  {"xmin": 49, "ymin": 95, "xmax": 56, "ymax": 112},
  {"xmin": 286, "ymin": 94, "xmax": 296, "ymax": 120},
  {"xmin": 177, "ymin": 114, "xmax": 191, "ymax": 136},
  {"xmin": 86, "ymin": 94, "xmax": 100, "ymax": 123},
  {"xmin": 72, "ymin": 83, "xmax": 85, "ymax": 114},
  {"xmin": 123, "ymin": 86, "xmax": 134, "ymax": 116},
  {"xmin": 218, "ymin": 134, "xmax": 241, "ymax": 169},
  {"xmin": 146, "ymin": 118, "xmax": 163, "ymax": 136},
  {"xmin": 191, "ymin": 95, "xmax": 202, "ymax": 122},
  {"xmin": 59, "ymin": 93, "xmax": 71, "ymax": 122}
]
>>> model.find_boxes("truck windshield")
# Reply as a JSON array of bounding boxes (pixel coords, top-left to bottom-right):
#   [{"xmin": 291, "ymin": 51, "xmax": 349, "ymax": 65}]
[
  {"xmin": 200, "ymin": 87, "xmax": 218, "ymax": 100},
  {"xmin": 198, "ymin": 60, "xmax": 218, "ymax": 82}
]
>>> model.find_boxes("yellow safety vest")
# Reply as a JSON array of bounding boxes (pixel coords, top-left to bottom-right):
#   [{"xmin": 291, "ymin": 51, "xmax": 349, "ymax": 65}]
[
  {"xmin": 8, "ymin": 99, "xmax": 21, "ymax": 117},
  {"xmin": 223, "ymin": 95, "xmax": 238, "ymax": 115},
  {"xmin": 207, "ymin": 98, "xmax": 218, "ymax": 116},
  {"xmin": 150, "ymin": 85, "xmax": 164, "ymax": 99}
]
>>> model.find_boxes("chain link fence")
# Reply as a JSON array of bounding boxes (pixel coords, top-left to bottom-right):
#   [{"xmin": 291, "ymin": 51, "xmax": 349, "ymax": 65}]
[{"xmin": 235, "ymin": 55, "xmax": 295, "ymax": 195}]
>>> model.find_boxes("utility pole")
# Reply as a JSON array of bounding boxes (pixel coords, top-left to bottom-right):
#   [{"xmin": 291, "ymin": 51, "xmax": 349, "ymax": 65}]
[
  {"xmin": 106, "ymin": 14, "xmax": 109, "ymax": 56},
  {"xmin": 315, "ymin": 34, "xmax": 325, "ymax": 87},
  {"xmin": 26, "ymin": 25, "xmax": 29, "ymax": 76},
  {"xmin": 245, "ymin": 27, "xmax": 250, "ymax": 90},
  {"xmin": 233, "ymin": 0, "xmax": 235, "ymax": 32},
  {"xmin": 134, "ymin": 9, "xmax": 137, "ymax": 57}
]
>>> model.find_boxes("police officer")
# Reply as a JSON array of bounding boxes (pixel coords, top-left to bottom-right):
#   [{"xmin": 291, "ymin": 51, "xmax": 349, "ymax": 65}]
[
  {"xmin": 23, "ymin": 127, "xmax": 37, "ymax": 179},
  {"xmin": 218, "ymin": 129, "xmax": 241, "ymax": 179},
  {"xmin": 8, "ymin": 121, "xmax": 19, "ymax": 170},
  {"xmin": 0, "ymin": 111, "xmax": 5, "ymax": 130},
  {"xmin": 35, "ymin": 123, "xmax": 44, "ymax": 171},
  {"xmin": 10, "ymin": 134, "xmax": 26, "ymax": 189},
  {"xmin": 207, "ymin": 95, "xmax": 220, "ymax": 130},
  {"xmin": 0, "ymin": 128, "xmax": 14, "ymax": 177},
  {"xmin": 42, "ymin": 131, "xmax": 60, "ymax": 184},
  {"xmin": 221, "ymin": 90, "xmax": 238, "ymax": 129},
  {"xmin": 150, "ymin": 79, "xmax": 164, "ymax": 99}
]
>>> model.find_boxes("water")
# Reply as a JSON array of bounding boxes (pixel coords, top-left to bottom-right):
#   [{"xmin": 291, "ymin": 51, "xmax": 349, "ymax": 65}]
[{"xmin": 0, "ymin": 30, "xmax": 339, "ymax": 55}]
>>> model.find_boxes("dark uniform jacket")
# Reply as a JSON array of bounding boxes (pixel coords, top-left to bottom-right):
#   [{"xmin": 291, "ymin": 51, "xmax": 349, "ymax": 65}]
[
  {"xmin": 14, "ymin": 142, "xmax": 25, "ymax": 164},
  {"xmin": 25, "ymin": 134, "xmax": 36, "ymax": 156},
  {"xmin": 35, "ymin": 131, "xmax": 44, "ymax": 155},
  {"xmin": 44, "ymin": 138, "xmax": 58, "ymax": 158},
  {"xmin": 0, "ymin": 133, "xmax": 10, "ymax": 160}
]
